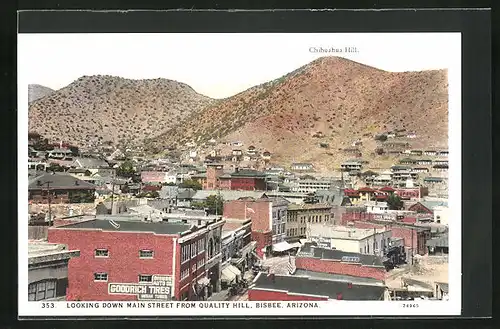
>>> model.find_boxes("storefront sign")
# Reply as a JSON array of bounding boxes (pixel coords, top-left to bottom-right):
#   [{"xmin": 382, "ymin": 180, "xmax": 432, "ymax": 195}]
[
  {"xmin": 341, "ymin": 256, "xmax": 360, "ymax": 263},
  {"xmin": 108, "ymin": 275, "xmax": 173, "ymax": 300}
]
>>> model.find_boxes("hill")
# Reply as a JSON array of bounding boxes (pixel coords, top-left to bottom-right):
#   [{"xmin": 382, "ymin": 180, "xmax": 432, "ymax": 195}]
[
  {"xmin": 147, "ymin": 56, "xmax": 448, "ymax": 171},
  {"xmin": 28, "ymin": 84, "xmax": 55, "ymax": 103},
  {"xmin": 28, "ymin": 75, "xmax": 215, "ymax": 149}
]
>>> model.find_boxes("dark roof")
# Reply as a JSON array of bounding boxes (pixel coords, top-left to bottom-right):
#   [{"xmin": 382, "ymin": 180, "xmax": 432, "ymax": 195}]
[
  {"xmin": 298, "ymin": 242, "xmax": 384, "ymax": 267},
  {"xmin": 57, "ymin": 219, "xmax": 192, "ymax": 235},
  {"xmin": 293, "ymin": 269, "xmax": 384, "ymax": 286},
  {"xmin": 231, "ymin": 169, "xmax": 266, "ymax": 178},
  {"xmin": 67, "ymin": 168, "xmax": 91, "ymax": 174},
  {"xmin": 28, "ymin": 172, "xmax": 97, "ymax": 190},
  {"xmin": 252, "ymin": 273, "xmax": 386, "ymax": 300}
]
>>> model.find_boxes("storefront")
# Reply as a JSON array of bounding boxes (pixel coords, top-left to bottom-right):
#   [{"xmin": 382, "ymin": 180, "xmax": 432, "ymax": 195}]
[{"xmin": 220, "ymin": 264, "xmax": 242, "ymax": 289}]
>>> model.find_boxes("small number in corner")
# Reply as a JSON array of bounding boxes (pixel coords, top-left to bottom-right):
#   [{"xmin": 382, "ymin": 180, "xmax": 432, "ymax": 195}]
[
  {"xmin": 41, "ymin": 302, "xmax": 55, "ymax": 308},
  {"xmin": 402, "ymin": 303, "xmax": 419, "ymax": 308}
]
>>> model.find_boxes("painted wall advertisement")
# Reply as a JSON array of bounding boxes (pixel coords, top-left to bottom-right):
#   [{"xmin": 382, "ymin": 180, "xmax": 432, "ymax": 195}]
[{"xmin": 108, "ymin": 275, "xmax": 173, "ymax": 301}]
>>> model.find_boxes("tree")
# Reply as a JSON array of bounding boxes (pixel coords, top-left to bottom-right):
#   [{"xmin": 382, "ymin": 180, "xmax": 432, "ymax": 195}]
[
  {"xmin": 179, "ymin": 179, "xmax": 202, "ymax": 190},
  {"xmin": 116, "ymin": 160, "xmax": 136, "ymax": 178},
  {"xmin": 387, "ymin": 194, "xmax": 404, "ymax": 210},
  {"xmin": 204, "ymin": 194, "xmax": 224, "ymax": 215}
]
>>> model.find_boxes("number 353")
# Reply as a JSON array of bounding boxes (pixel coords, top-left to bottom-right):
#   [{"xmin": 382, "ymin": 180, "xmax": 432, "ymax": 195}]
[{"xmin": 41, "ymin": 302, "xmax": 55, "ymax": 308}]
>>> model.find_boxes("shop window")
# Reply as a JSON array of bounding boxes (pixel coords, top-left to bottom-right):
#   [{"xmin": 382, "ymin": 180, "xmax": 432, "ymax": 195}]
[{"xmin": 139, "ymin": 275, "xmax": 153, "ymax": 283}]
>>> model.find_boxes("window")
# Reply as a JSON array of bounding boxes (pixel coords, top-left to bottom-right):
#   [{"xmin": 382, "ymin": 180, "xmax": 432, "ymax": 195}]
[
  {"xmin": 198, "ymin": 258, "xmax": 205, "ymax": 268},
  {"xmin": 139, "ymin": 250, "xmax": 154, "ymax": 258},
  {"xmin": 181, "ymin": 269, "xmax": 189, "ymax": 281},
  {"xmin": 198, "ymin": 238, "xmax": 205, "ymax": 253},
  {"xmin": 281, "ymin": 223, "xmax": 285, "ymax": 233},
  {"xmin": 191, "ymin": 243, "xmax": 197, "ymax": 257},
  {"xmin": 181, "ymin": 245, "xmax": 189, "ymax": 263},
  {"xmin": 95, "ymin": 249, "xmax": 109, "ymax": 257},
  {"xmin": 139, "ymin": 275, "xmax": 153, "ymax": 283},
  {"xmin": 360, "ymin": 248, "xmax": 363, "ymax": 253},
  {"xmin": 94, "ymin": 273, "xmax": 108, "ymax": 282},
  {"xmin": 29, "ymin": 280, "xmax": 58, "ymax": 301},
  {"xmin": 46, "ymin": 280, "xmax": 56, "ymax": 299}
]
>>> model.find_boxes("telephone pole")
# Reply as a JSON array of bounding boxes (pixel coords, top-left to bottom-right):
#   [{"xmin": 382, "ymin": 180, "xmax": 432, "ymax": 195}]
[
  {"xmin": 44, "ymin": 181, "xmax": 53, "ymax": 226},
  {"xmin": 110, "ymin": 173, "xmax": 116, "ymax": 215}
]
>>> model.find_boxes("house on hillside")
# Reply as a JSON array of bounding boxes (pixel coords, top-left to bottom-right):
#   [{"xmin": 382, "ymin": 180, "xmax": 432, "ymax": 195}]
[
  {"xmin": 28, "ymin": 172, "xmax": 97, "ymax": 204},
  {"xmin": 261, "ymin": 151, "xmax": 271, "ymax": 161},
  {"xmin": 291, "ymin": 163, "xmax": 314, "ymax": 172}
]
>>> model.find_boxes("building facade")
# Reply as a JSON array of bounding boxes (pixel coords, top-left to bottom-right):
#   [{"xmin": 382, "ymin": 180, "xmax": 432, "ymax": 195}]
[
  {"xmin": 48, "ymin": 217, "xmax": 224, "ymax": 301},
  {"xmin": 230, "ymin": 169, "xmax": 267, "ymax": 191},
  {"xmin": 28, "ymin": 241, "xmax": 80, "ymax": 301},
  {"xmin": 286, "ymin": 203, "xmax": 333, "ymax": 242}
]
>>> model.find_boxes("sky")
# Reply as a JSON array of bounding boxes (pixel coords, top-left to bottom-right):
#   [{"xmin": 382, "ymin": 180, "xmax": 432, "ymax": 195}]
[{"xmin": 18, "ymin": 33, "xmax": 460, "ymax": 99}]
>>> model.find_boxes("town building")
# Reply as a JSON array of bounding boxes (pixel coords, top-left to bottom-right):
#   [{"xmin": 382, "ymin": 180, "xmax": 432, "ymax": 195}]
[
  {"xmin": 248, "ymin": 272, "xmax": 388, "ymax": 301},
  {"xmin": 295, "ymin": 243, "xmax": 387, "ymax": 281},
  {"xmin": 230, "ymin": 169, "xmax": 267, "ymax": 191},
  {"xmin": 140, "ymin": 171, "xmax": 169, "ymax": 184},
  {"xmin": 220, "ymin": 219, "xmax": 256, "ymax": 287},
  {"xmin": 286, "ymin": 203, "xmax": 333, "ymax": 242},
  {"xmin": 351, "ymin": 221, "xmax": 431, "ymax": 260},
  {"xmin": 28, "ymin": 172, "xmax": 97, "ymax": 204},
  {"xmin": 305, "ymin": 224, "xmax": 392, "ymax": 257},
  {"xmin": 48, "ymin": 216, "xmax": 225, "ymax": 301},
  {"xmin": 341, "ymin": 160, "xmax": 362, "ymax": 172},
  {"xmin": 290, "ymin": 163, "xmax": 314, "ymax": 172},
  {"xmin": 223, "ymin": 197, "xmax": 289, "ymax": 257},
  {"xmin": 28, "ymin": 241, "xmax": 80, "ymax": 301},
  {"xmin": 292, "ymin": 179, "xmax": 339, "ymax": 194}
]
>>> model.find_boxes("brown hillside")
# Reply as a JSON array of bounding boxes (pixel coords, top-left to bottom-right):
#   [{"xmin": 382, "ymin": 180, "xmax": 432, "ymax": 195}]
[
  {"xmin": 28, "ymin": 75, "xmax": 215, "ymax": 148},
  {"xmin": 149, "ymin": 56, "xmax": 448, "ymax": 171}
]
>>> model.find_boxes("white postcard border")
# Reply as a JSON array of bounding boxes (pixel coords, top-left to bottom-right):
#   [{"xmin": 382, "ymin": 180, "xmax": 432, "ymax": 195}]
[{"xmin": 18, "ymin": 32, "xmax": 461, "ymax": 317}]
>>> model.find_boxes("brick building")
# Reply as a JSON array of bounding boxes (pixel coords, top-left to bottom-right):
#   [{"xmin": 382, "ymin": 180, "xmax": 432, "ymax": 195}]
[
  {"xmin": 295, "ymin": 243, "xmax": 387, "ymax": 281},
  {"xmin": 230, "ymin": 169, "xmax": 267, "ymax": 191},
  {"xmin": 248, "ymin": 272, "xmax": 387, "ymax": 301},
  {"xmin": 223, "ymin": 197, "xmax": 289, "ymax": 257},
  {"xmin": 48, "ymin": 216, "xmax": 225, "ymax": 301}
]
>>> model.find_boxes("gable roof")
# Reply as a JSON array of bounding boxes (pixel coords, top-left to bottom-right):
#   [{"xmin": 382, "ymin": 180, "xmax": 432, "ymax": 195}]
[
  {"xmin": 73, "ymin": 157, "xmax": 109, "ymax": 169},
  {"xmin": 192, "ymin": 190, "xmax": 267, "ymax": 201},
  {"xmin": 28, "ymin": 172, "xmax": 98, "ymax": 190}
]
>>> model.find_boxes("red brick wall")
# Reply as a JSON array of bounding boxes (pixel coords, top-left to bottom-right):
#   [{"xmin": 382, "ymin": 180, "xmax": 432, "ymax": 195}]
[
  {"xmin": 395, "ymin": 188, "xmax": 422, "ymax": 200},
  {"xmin": 252, "ymin": 231, "xmax": 272, "ymax": 258},
  {"xmin": 248, "ymin": 289, "xmax": 328, "ymax": 301},
  {"xmin": 408, "ymin": 203, "xmax": 433, "ymax": 214},
  {"xmin": 177, "ymin": 238, "xmax": 207, "ymax": 300},
  {"xmin": 218, "ymin": 178, "xmax": 231, "ymax": 190},
  {"xmin": 206, "ymin": 166, "xmax": 224, "ymax": 190},
  {"xmin": 223, "ymin": 200, "xmax": 271, "ymax": 232},
  {"xmin": 48, "ymin": 228, "xmax": 179, "ymax": 301},
  {"xmin": 294, "ymin": 257, "xmax": 386, "ymax": 281},
  {"xmin": 340, "ymin": 212, "xmax": 375, "ymax": 225},
  {"xmin": 230, "ymin": 177, "xmax": 266, "ymax": 191}
]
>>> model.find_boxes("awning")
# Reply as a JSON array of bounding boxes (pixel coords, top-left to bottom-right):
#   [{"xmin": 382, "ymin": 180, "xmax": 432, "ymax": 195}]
[
  {"xmin": 272, "ymin": 241, "xmax": 295, "ymax": 252},
  {"xmin": 198, "ymin": 277, "xmax": 210, "ymax": 286},
  {"xmin": 299, "ymin": 239, "xmax": 308, "ymax": 245},
  {"xmin": 221, "ymin": 265, "xmax": 241, "ymax": 283},
  {"xmin": 289, "ymin": 242, "xmax": 301, "ymax": 249}
]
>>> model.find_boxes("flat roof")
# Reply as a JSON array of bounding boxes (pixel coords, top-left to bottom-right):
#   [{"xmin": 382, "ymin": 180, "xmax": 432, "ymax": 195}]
[
  {"xmin": 56, "ymin": 219, "xmax": 192, "ymax": 235},
  {"xmin": 293, "ymin": 269, "xmax": 385, "ymax": 286},
  {"xmin": 298, "ymin": 242, "xmax": 384, "ymax": 267},
  {"xmin": 28, "ymin": 241, "xmax": 80, "ymax": 265},
  {"xmin": 308, "ymin": 224, "xmax": 388, "ymax": 240},
  {"xmin": 252, "ymin": 273, "xmax": 386, "ymax": 300}
]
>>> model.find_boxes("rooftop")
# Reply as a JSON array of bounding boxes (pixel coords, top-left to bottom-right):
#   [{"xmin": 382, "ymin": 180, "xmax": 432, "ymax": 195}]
[
  {"xmin": 298, "ymin": 242, "xmax": 384, "ymax": 267},
  {"xmin": 28, "ymin": 172, "xmax": 98, "ymax": 190},
  {"xmin": 307, "ymin": 224, "xmax": 388, "ymax": 241},
  {"xmin": 230, "ymin": 169, "xmax": 266, "ymax": 178},
  {"xmin": 55, "ymin": 218, "xmax": 193, "ymax": 235},
  {"xmin": 293, "ymin": 269, "xmax": 385, "ymax": 286},
  {"xmin": 192, "ymin": 190, "xmax": 267, "ymax": 201},
  {"xmin": 251, "ymin": 273, "xmax": 386, "ymax": 300},
  {"xmin": 28, "ymin": 241, "xmax": 80, "ymax": 266},
  {"xmin": 288, "ymin": 203, "xmax": 333, "ymax": 211}
]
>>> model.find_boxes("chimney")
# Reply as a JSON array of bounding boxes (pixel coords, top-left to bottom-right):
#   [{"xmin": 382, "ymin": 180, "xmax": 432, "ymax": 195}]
[
  {"xmin": 336, "ymin": 293, "xmax": 343, "ymax": 300},
  {"xmin": 347, "ymin": 282, "xmax": 353, "ymax": 289}
]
